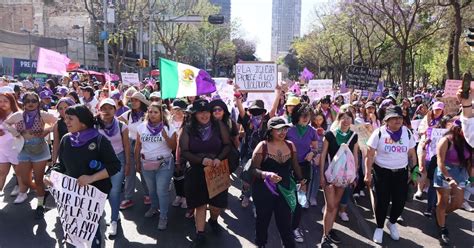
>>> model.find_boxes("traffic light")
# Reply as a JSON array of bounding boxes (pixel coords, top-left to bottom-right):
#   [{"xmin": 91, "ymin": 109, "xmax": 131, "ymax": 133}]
[
  {"xmin": 208, "ymin": 15, "xmax": 224, "ymax": 24},
  {"xmin": 142, "ymin": 59, "xmax": 149, "ymax": 68},
  {"xmin": 136, "ymin": 59, "xmax": 149, "ymax": 68},
  {"xmin": 136, "ymin": 59, "xmax": 142, "ymax": 67},
  {"xmin": 467, "ymin": 27, "xmax": 474, "ymax": 51}
]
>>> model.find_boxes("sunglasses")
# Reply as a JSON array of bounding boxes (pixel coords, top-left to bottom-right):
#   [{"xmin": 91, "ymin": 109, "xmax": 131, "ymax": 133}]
[
  {"xmin": 24, "ymin": 99, "xmax": 39, "ymax": 104},
  {"xmin": 275, "ymin": 127, "xmax": 289, "ymax": 134},
  {"xmin": 212, "ymin": 107, "xmax": 223, "ymax": 113}
]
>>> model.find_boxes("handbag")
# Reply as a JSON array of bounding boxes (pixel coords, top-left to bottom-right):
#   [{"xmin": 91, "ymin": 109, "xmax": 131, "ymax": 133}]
[{"xmin": 143, "ymin": 157, "xmax": 169, "ymax": 171}]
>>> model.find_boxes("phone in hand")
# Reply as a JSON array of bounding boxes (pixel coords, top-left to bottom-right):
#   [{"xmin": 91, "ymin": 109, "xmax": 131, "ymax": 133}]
[{"xmin": 461, "ymin": 72, "xmax": 472, "ymax": 99}]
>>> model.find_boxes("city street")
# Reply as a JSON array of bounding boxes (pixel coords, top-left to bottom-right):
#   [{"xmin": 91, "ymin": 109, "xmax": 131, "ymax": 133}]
[{"xmin": 0, "ymin": 169, "xmax": 472, "ymax": 248}]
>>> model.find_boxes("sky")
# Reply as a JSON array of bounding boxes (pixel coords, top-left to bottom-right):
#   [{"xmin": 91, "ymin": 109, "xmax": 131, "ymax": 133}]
[{"xmin": 231, "ymin": 0, "xmax": 328, "ymax": 61}]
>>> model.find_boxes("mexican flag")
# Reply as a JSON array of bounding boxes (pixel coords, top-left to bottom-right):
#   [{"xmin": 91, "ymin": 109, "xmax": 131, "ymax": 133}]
[{"xmin": 159, "ymin": 58, "xmax": 216, "ymax": 99}]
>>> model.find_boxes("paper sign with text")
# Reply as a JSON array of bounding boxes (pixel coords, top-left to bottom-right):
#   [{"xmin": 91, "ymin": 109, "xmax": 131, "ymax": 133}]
[
  {"xmin": 439, "ymin": 97, "xmax": 460, "ymax": 115},
  {"xmin": 204, "ymin": 160, "xmax": 231, "ymax": 199},
  {"xmin": 410, "ymin": 119, "xmax": 422, "ymax": 142},
  {"xmin": 235, "ymin": 62, "xmax": 277, "ymax": 92},
  {"xmin": 443, "ymin": 80, "xmax": 474, "ymax": 98},
  {"xmin": 36, "ymin": 48, "xmax": 71, "ymax": 76},
  {"xmin": 121, "ymin": 72, "xmax": 140, "ymax": 86},
  {"xmin": 426, "ymin": 128, "xmax": 448, "ymax": 160},
  {"xmin": 307, "ymin": 79, "xmax": 333, "ymax": 101},
  {"xmin": 352, "ymin": 123, "xmax": 374, "ymax": 152},
  {"xmin": 49, "ymin": 171, "xmax": 107, "ymax": 248}
]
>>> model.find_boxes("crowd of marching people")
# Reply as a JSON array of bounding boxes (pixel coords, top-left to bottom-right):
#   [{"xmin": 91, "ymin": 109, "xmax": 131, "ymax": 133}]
[{"xmin": 0, "ymin": 74, "xmax": 473, "ymax": 248}]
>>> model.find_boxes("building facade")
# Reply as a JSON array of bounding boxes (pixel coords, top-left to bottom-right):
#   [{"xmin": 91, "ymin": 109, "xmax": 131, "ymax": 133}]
[{"xmin": 271, "ymin": 0, "xmax": 301, "ymax": 61}]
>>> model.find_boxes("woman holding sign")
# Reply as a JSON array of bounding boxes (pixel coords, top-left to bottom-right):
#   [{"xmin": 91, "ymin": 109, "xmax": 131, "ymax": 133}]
[
  {"xmin": 179, "ymin": 99, "xmax": 231, "ymax": 246},
  {"xmin": 135, "ymin": 102, "xmax": 177, "ymax": 230}
]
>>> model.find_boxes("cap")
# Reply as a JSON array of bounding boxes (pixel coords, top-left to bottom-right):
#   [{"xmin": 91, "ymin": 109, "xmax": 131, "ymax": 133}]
[
  {"xmin": 190, "ymin": 99, "xmax": 210, "ymax": 113},
  {"xmin": 432, "ymin": 101, "xmax": 445, "ymax": 110},
  {"xmin": 39, "ymin": 90, "xmax": 52, "ymax": 99},
  {"xmin": 267, "ymin": 116, "xmax": 291, "ymax": 130},
  {"xmin": 0, "ymin": 86, "xmax": 14, "ymax": 94},
  {"xmin": 56, "ymin": 86, "xmax": 69, "ymax": 96},
  {"xmin": 285, "ymin": 96, "xmax": 300, "ymax": 106},
  {"xmin": 383, "ymin": 106, "xmax": 403, "ymax": 121},
  {"xmin": 149, "ymin": 91, "xmax": 161, "ymax": 99},
  {"xmin": 365, "ymin": 101, "xmax": 376, "ymax": 109},
  {"xmin": 110, "ymin": 91, "xmax": 121, "ymax": 100},
  {"xmin": 172, "ymin": 99, "xmax": 188, "ymax": 110},
  {"xmin": 99, "ymin": 98, "xmax": 116, "ymax": 109}
]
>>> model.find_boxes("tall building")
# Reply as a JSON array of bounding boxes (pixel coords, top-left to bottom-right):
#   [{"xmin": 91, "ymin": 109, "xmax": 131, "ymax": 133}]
[
  {"xmin": 271, "ymin": 0, "xmax": 301, "ymax": 60},
  {"xmin": 209, "ymin": 0, "xmax": 231, "ymax": 23}
]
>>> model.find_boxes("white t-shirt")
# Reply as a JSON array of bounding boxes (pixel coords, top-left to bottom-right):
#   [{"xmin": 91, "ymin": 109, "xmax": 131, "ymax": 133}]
[
  {"xmin": 81, "ymin": 97, "xmax": 98, "ymax": 115},
  {"xmin": 367, "ymin": 125, "xmax": 416, "ymax": 169},
  {"xmin": 137, "ymin": 122, "xmax": 175, "ymax": 160},
  {"xmin": 120, "ymin": 110, "xmax": 144, "ymax": 140},
  {"xmin": 98, "ymin": 121, "xmax": 127, "ymax": 154}
]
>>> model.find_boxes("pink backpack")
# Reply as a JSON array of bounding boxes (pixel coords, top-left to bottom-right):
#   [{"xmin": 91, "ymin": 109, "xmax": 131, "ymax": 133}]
[{"xmin": 324, "ymin": 132, "xmax": 357, "ymax": 187}]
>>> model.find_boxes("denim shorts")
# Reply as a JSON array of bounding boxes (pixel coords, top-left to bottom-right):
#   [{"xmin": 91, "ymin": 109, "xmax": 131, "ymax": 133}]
[
  {"xmin": 433, "ymin": 164, "xmax": 469, "ymax": 189},
  {"xmin": 17, "ymin": 137, "xmax": 51, "ymax": 163}
]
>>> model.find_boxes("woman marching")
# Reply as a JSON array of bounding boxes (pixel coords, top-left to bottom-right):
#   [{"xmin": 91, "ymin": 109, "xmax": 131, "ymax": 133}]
[
  {"xmin": 135, "ymin": 102, "xmax": 177, "ymax": 230},
  {"xmin": 3, "ymin": 92, "xmax": 57, "ymax": 218},
  {"xmin": 96, "ymin": 98, "xmax": 131, "ymax": 235},
  {"xmin": 364, "ymin": 106, "xmax": 417, "ymax": 244},
  {"xmin": 51, "ymin": 98, "xmax": 76, "ymax": 167},
  {"xmin": 319, "ymin": 109, "xmax": 359, "ymax": 247},
  {"xmin": 179, "ymin": 99, "xmax": 231, "ymax": 246}
]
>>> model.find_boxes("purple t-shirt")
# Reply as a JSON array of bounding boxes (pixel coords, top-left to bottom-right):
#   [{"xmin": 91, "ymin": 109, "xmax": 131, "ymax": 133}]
[{"xmin": 286, "ymin": 125, "xmax": 318, "ymax": 163}]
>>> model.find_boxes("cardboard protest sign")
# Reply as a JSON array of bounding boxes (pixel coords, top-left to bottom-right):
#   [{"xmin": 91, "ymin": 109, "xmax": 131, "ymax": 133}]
[
  {"xmin": 36, "ymin": 48, "xmax": 71, "ymax": 76},
  {"xmin": 439, "ymin": 97, "xmax": 460, "ymax": 115},
  {"xmin": 307, "ymin": 79, "xmax": 333, "ymax": 101},
  {"xmin": 410, "ymin": 119, "xmax": 422, "ymax": 142},
  {"xmin": 204, "ymin": 160, "xmax": 231, "ymax": 199},
  {"xmin": 121, "ymin": 72, "xmax": 140, "ymax": 86},
  {"xmin": 352, "ymin": 123, "xmax": 374, "ymax": 152},
  {"xmin": 246, "ymin": 92, "xmax": 276, "ymax": 113},
  {"xmin": 443, "ymin": 79, "xmax": 474, "ymax": 98},
  {"xmin": 213, "ymin": 78, "xmax": 235, "ymax": 113},
  {"xmin": 235, "ymin": 62, "xmax": 277, "ymax": 92},
  {"xmin": 346, "ymin": 65, "xmax": 381, "ymax": 92},
  {"xmin": 425, "ymin": 128, "xmax": 448, "ymax": 160},
  {"xmin": 49, "ymin": 171, "xmax": 107, "ymax": 248}
]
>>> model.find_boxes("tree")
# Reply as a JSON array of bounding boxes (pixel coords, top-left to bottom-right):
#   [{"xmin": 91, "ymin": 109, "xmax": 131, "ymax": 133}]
[
  {"xmin": 354, "ymin": 0, "xmax": 446, "ymax": 97},
  {"xmin": 233, "ymin": 38, "xmax": 257, "ymax": 61}
]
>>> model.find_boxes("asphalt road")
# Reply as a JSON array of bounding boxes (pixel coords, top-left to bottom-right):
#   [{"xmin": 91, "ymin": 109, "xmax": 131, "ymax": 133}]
[{"xmin": 0, "ymin": 170, "xmax": 473, "ymax": 248}]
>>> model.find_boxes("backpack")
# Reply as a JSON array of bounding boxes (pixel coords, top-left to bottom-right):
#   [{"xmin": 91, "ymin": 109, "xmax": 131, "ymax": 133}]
[{"xmin": 324, "ymin": 132, "xmax": 357, "ymax": 187}]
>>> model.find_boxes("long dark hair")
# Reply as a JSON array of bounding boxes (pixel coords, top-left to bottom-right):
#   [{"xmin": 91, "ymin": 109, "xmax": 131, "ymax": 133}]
[
  {"xmin": 312, "ymin": 110, "xmax": 328, "ymax": 130},
  {"xmin": 444, "ymin": 121, "xmax": 471, "ymax": 168},
  {"xmin": 186, "ymin": 111, "xmax": 215, "ymax": 137},
  {"xmin": 67, "ymin": 91, "xmax": 81, "ymax": 104},
  {"xmin": 132, "ymin": 101, "xmax": 148, "ymax": 113},
  {"xmin": 0, "ymin": 93, "xmax": 19, "ymax": 120},
  {"xmin": 291, "ymin": 103, "xmax": 312, "ymax": 125}
]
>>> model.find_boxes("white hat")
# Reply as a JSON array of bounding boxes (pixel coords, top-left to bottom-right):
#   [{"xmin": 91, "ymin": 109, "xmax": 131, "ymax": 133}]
[
  {"xmin": 149, "ymin": 91, "xmax": 161, "ymax": 99},
  {"xmin": 99, "ymin": 98, "xmax": 116, "ymax": 109},
  {"xmin": 0, "ymin": 86, "xmax": 14, "ymax": 94}
]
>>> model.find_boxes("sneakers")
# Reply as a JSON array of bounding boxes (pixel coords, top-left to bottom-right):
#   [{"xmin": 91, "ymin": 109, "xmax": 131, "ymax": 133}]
[
  {"xmin": 119, "ymin": 200, "xmax": 134, "ymax": 210},
  {"xmin": 439, "ymin": 227, "xmax": 450, "ymax": 245},
  {"xmin": 413, "ymin": 190, "xmax": 423, "ymax": 200},
  {"xmin": 353, "ymin": 193, "xmax": 360, "ymax": 198},
  {"xmin": 14, "ymin": 192, "xmax": 28, "ymax": 204},
  {"xmin": 327, "ymin": 230, "xmax": 341, "ymax": 244},
  {"xmin": 338, "ymin": 211, "xmax": 349, "ymax": 222},
  {"xmin": 241, "ymin": 196, "xmax": 250, "ymax": 208},
  {"xmin": 172, "ymin": 196, "xmax": 182, "ymax": 207},
  {"xmin": 462, "ymin": 201, "xmax": 474, "ymax": 212},
  {"xmin": 373, "ymin": 228, "xmax": 383, "ymax": 244},
  {"xmin": 34, "ymin": 206, "xmax": 45, "ymax": 219},
  {"xmin": 144, "ymin": 196, "xmax": 151, "ymax": 205},
  {"xmin": 180, "ymin": 198, "xmax": 188, "ymax": 209},
  {"xmin": 108, "ymin": 221, "xmax": 118, "ymax": 236},
  {"xmin": 144, "ymin": 208, "xmax": 159, "ymax": 218},
  {"xmin": 309, "ymin": 197, "xmax": 317, "ymax": 206},
  {"xmin": 293, "ymin": 228, "xmax": 304, "ymax": 243},
  {"xmin": 386, "ymin": 221, "xmax": 400, "ymax": 240},
  {"xmin": 10, "ymin": 185, "xmax": 19, "ymax": 197},
  {"xmin": 397, "ymin": 215, "xmax": 404, "ymax": 223},
  {"xmin": 158, "ymin": 217, "xmax": 168, "ymax": 230},
  {"xmin": 320, "ymin": 235, "xmax": 332, "ymax": 248},
  {"xmin": 208, "ymin": 218, "xmax": 223, "ymax": 234},
  {"xmin": 423, "ymin": 208, "xmax": 432, "ymax": 217}
]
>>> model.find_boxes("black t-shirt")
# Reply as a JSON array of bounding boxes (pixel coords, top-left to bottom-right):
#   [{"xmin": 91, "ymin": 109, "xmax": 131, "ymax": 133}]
[
  {"xmin": 324, "ymin": 131, "xmax": 358, "ymax": 160},
  {"xmin": 238, "ymin": 113, "xmax": 269, "ymax": 160},
  {"xmin": 55, "ymin": 134, "xmax": 121, "ymax": 194}
]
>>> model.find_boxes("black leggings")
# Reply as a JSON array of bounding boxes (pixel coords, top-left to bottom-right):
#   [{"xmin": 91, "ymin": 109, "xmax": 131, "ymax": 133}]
[
  {"xmin": 253, "ymin": 182, "xmax": 295, "ymax": 248},
  {"xmin": 173, "ymin": 170, "xmax": 185, "ymax": 197},
  {"xmin": 373, "ymin": 164, "xmax": 408, "ymax": 228}
]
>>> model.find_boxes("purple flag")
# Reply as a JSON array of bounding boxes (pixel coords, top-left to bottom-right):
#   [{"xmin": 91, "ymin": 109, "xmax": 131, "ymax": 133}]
[
  {"xmin": 300, "ymin": 67, "xmax": 314, "ymax": 80},
  {"xmin": 289, "ymin": 82, "xmax": 301, "ymax": 96}
]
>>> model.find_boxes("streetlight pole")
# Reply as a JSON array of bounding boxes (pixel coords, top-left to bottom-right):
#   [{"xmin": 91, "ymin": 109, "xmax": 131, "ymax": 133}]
[
  {"xmin": 21, "ymin": 28, "xmax": 33, "ymax": 76},
  {"xmin": 139, "ymin": 20, "xmax": 144, "ymax": 81},
  {"xmin": 73, "ymin": 25, "xmax": 86, "ymax": 68},
  {"xmin": 203, "ymin": 26, "xmax": 227, "ymax": 74}
]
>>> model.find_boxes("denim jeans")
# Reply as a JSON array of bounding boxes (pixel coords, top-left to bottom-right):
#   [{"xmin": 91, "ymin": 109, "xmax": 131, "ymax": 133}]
[
  {"xmin": 108, "ymin": 152, "xmax": 125, "ymax": 222},
  {"xmin": 142, "ymin": 157, "xmax": 175, "ymax": 218},
  {"xmin": 124, "ymin": 139, "xmax": 149, "ymax": 200}
]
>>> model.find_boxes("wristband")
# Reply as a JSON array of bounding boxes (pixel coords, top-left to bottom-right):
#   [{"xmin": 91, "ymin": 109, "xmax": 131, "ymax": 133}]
[{"xmin": 462, "ymin": 104, "xmax": 472, "ymax": 108}]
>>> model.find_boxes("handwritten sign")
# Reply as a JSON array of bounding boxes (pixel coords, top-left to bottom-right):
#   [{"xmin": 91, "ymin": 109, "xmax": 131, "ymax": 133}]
[
  {"xmin": 49, "ymin": 171, "xmax": 107, "ymax": 248},
  {"xmin": 346, "ymin": 65, "xmax": 381, "ymax": 92},
  {"xmin": 439, "ymin": 97, "xmax": 460, "ymax": 115},
  {"xmin": 307, "ymin": 79, "xmax": 333, "ymax": 101},
  {"xmin": 426, "ymin": 128, "xmax": 448, "ymax": 160},
  {"xmin": 246, "ymin": 92, "xmax": 276, "ymax": 113},
  {"xmin": 443, "ymin": 79, "xmax": 474, "ymax": 98},
  {"xmin": 121, "ymin": 72, "xmax": 140, "ymax": 86},
  {"xmin": 204, "ymin": 160, "xmax": 231, "ymax": 199},
  {"xmin": 36, "ymin": 47, "xmax": 71, "ymax": 76},
  {"xmin": 352, "ymin": 123, "xmax": 374, "ymax": 152},
  {"xmin": 235, "ymin": 62, "xmax": 277, "ymax": 92},
  {"xmin": 213, "ymin": 78, "xmax": 235, "ymax": 113},
  {"xmin": 411, "ymin": 119, "xmax": 422, "ymax": 142}
]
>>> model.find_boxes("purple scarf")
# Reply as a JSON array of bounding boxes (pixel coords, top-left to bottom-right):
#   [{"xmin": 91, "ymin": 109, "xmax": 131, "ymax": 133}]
[
  {"xmin": 147, "ymin": 121, "xmax": 164, "ymax": 136},
  {"xmin": 264, "ymin": 176, "xmax": 279, "ymax": 196},
  {"xmin": 103, "ymin": 118, "xmax": 119, "ymax": 137},
  {"xmin": 131, "ymin": 110, "xmax": 144, "ymax": 123},
  {"xmin": 429, "ymin": 116, "xmax": 442, "ymax": 127},
  {"xmin": 70, "ymin": 128, "xmax": 99, "ymax": 147},
  {"xmin": 198, "ymin": 122, "xmax": 212, "ymax": 141},
  {"xmin": 23, "ymin": 110, "xmax": 39, "ymax": 130},
  {"xmin": 386, "ymin": 127, "xmax": 403, "ymax": 142},
  {"xmin": 251, "ymin": 115, "xmax": 263, "ymax": 131}
]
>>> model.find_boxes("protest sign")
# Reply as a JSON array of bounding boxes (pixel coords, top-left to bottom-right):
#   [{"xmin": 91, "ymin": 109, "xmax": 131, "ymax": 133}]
[
  {"xmin": 426, "ymin": 128, "xmax": 448, "ymax": 160},
  {"xmin": 49, "ymin": 171, "xmax": 107, "ymax": 247},
  {"xmin": 352, "ymin": 123, "xmax": 374, "ymax": 152},
  {"xmin": 443, "ymin": 79, "xmax": 474, "ymax": 98},
  {"xmin": 346, "ymin": 65, "xmax": 381, "ymax": 92},
  {"xmin": 439, "ymin": 97, "xmax": 460, "ymax": 115},
  {"xmin": 307, "ymin": 79, "xmax": 333, "ymax": 101},
  {"xmin": 213, "ymin": 78, "xmax": 234, "ymax": 113},
  {"xmin": 204, "ymin": 160, "xmax": 231, "ymax": 199},
  {"xmin": 235, "ymin": 62, "xmax": 277, "ymax": 92},
  {"xmin": 36, "ymin": 48, "xmax": 70, "ymax": 76},
  {"xmin": 121, "ymin": 72, "xmax": 140, "ymax": 86},
  {"xmin": 410, "ymin": 119, "xmax": 422, "ymax": 142},
  {"xmin": 246, "ymin": 92, "xmax": 276, "ymax": 113}
]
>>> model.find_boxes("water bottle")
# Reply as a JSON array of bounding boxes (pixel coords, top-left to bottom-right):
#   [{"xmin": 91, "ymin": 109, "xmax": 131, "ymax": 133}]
[
  {"xmin": 89, "ymin": 160, "xmax": 104, "ymax": 171},
  {"xmin": 297, "ymin": 184, "xmax": 308, "ymax": 206}
]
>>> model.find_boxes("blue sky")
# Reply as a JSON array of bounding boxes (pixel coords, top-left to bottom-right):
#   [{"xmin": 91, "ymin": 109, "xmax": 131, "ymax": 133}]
[{"xmin": 231, "ymin": 0, "xmax": 328, "ymax": 60}]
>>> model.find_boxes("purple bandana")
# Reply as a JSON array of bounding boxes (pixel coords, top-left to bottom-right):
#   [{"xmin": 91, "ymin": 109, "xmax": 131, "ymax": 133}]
[
  {"xmin": 264, "ymin": 176, "xmax": 279, "ymax": 196},
  {"xmin": 70, "ymin": 128, "xmax": 99, "ymax": 147},
  {"xmin": 251, "ymin": 115, "xmax": 263, "ymax": 131},
  {"xmin": 147, "ymin": 121, "xmax": 164, "ymax": 136},
  {"xmin": 23, "ymin": 110, "xmax": 39, "ymax": 130},
  {"xmin": 116, "ymin": 106, "xmax": 129, "ymax": 117},
  {"xmin": 429, "ymin": 116, "xmax": 442, "ymax": 127},
  {"xmin": 131, "ymin": 110, "xmax": 145, "ymax": 123},
  {"xmin": 103, "ymin": 118, "xmax": 119, "ymax": 137},
  {"xmin": 198, "ymin": 122, "xmax": 212, "ymax": 141},
  {"xmin": 386, "ymin": 127, "xmax": 403, "ymax": 142}
]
